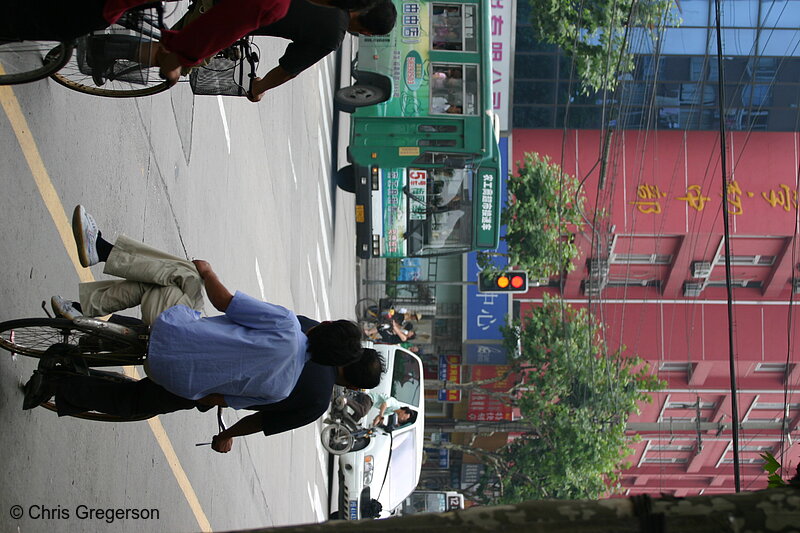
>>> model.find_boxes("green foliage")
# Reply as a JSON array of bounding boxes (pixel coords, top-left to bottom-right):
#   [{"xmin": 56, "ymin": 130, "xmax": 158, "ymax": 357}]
[
  {"xmin": 761, "ymin": 451, "xmax": 787, "ymax": 488},
  {"xmin": 480, "ymin": 153, "xmax": 585, "ymax": 279},
  {"xmin": 484, "ymin": 295, "xmax": 664, "ymax": 502},
  {"xmin": 527, "ymin": 0, "xmax": 677, "ymax": 94}
]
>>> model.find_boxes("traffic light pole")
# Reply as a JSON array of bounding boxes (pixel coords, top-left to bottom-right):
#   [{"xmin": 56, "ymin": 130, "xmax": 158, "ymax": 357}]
[{"xmin": 362, "ymin": 280, "xmax": 479, "ymax": 286}]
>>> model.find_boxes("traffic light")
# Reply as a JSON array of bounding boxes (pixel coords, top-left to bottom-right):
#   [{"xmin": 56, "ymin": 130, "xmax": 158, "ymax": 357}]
[{"xmin": 478, "ymin": 270, "xmax": 529, "ymax": 293}]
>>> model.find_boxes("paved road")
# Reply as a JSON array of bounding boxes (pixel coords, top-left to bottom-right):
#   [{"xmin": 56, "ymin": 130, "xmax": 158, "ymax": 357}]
[{"xmin": 0, "ymin": 34, "xmax": 356, "ymax": 533}]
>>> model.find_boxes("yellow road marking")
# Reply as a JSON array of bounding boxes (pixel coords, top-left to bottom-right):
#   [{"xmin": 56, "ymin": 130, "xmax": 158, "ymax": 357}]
[{"xmin": 0, "ymin": 75, "xmax": 213, "ymax": 533}]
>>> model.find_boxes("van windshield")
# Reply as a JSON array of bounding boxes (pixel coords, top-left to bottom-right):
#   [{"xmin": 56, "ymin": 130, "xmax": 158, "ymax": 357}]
[{"xmin": 391, "ymin": 351, "xmax": 421, "ymax": 407}]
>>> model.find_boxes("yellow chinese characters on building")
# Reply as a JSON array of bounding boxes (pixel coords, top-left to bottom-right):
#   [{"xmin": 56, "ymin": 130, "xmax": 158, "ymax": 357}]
[
  {"xmin": 762, "ymin": 184, "xmax": 799, "ymax": 212},
  {"xmin": 631, "ymin": 184, "xmax": 667, "ymax": 214},
  {"xmin": 677, "ymin": 184, "xmax": 710, "ymax": 212}
]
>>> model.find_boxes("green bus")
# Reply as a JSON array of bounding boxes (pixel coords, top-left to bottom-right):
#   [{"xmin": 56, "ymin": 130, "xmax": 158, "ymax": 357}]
[{"xmin": 335, "ymin": 0, "xmax": 502, "ymax": 259}]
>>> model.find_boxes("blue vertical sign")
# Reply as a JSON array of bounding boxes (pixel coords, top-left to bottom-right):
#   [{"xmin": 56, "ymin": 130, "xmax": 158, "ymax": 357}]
[{"xmin": 464, "ymin": 137, "xmax": 510, "ymax": 342}]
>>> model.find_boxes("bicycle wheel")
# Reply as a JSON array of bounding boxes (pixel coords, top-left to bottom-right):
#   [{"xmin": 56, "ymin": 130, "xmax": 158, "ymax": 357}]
[
  {"xmin": 0, "ymin": 318, "xmax": 145, "ymax": 366},
  {"xmin": 0, "ymin": 40, "xmax": 73, "ymax": 85},
  {"xmin": 321, "ymin": 423, "xmax": 355, "ymax": 455},
  {"xmin": 48, "ymin": 40, "xmax": 170, "ymax": 98},
  {"xmin": 355, "ymin": 298, "xmax": 379, "ymax": 322},
  {"xmin": 38, "ymin": 369, "xmax": 153, "ymax": 422}
]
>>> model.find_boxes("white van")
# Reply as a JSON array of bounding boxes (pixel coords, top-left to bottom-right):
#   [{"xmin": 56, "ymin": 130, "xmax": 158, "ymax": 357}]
[{"xmin": 337, "ymin": 343, "xmax": 425, "ymax": 520}]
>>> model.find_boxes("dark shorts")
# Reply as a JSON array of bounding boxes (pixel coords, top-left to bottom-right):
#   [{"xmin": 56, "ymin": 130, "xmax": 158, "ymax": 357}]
[{"xmin": 0, "ymin": 0, "xmax": 109, "ymax": 41}]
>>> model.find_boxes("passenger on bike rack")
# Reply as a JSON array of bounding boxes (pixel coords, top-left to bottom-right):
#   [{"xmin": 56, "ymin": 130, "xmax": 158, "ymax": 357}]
[
  {"xmin": 23, "ymin": 205, "xmax": 382, "ymax": 453},
  {"xmin": 343, "ymin": 389, "xmax": 417, "ymax": 428}
]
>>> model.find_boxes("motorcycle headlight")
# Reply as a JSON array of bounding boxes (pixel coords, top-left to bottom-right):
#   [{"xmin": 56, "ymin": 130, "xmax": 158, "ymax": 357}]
[{"xmin": 363, "ymin": 455, "xmax": 374, "ymax": 485}]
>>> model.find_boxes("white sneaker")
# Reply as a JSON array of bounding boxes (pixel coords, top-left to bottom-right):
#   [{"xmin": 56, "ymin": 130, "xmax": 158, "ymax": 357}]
[
  {"xmin": 72, "ymin": 205, "xmax": 99, "ymax": 267},
  {"xmin": 51, "ymin": 296, "xmax": 83, "ymax": 321}
]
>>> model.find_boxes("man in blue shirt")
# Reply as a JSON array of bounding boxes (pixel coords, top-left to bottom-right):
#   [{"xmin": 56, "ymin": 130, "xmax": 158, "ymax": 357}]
[{"xmin": 24, "ymin": 206, "xmax": 376, "ymax": 451}]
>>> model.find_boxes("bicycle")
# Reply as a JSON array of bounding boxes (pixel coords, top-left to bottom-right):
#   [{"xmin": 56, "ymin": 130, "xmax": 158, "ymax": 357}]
[
  {"xmin": 1, "ymin": 2, "xmax": 261, "ymax": 99},
  {"xmin": 0, "ymin": 2, "xmax": 172, "ymax": 89},
  {"xmin": 0, "ymin": 310, "xmax": 155, "ymax": 422},
  {"xmin": 0, "ymin": 40, "xmax": 74, "ymax": 85},
  {"xmin": 320, "ymin": 389, "xmax": 396, "ymax": 455}
]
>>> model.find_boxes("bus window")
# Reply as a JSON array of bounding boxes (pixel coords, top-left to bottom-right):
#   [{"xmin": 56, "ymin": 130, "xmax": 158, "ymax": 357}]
[
  {"xmin": 417, "ymin": 124, "xmax": 458, "ymax": 133},
  {"xmin": 404, "ymin": 168, "xmax": 473, "ymax": 256},
  {"xmin": 430, "ymin": 64, "xmax": 479, "ymax": 115},
  {"xmin": 431, "ymin": 3, "xmax": 478, "ymax": 52},
  {"xmin": 418, "ymin": 139, "xmax": 457, "ymax": 147}
]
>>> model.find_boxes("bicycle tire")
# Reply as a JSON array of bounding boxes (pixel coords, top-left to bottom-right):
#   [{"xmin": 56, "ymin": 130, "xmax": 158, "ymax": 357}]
[
  {"xmin": 0, "ymin": 318, "xmax": 145, "ymax": 366},
  {"xmin": 47, "ymin": 45, "xmax": 171, "ymax": 98},
  {"xmin": 38, "ymin": 370, "xmax": 153, "ymax": 422},
  {"xmin": 0, "ymin": 40, "xmax": 73, "ymax": 85},
  {"xmin": 321, "ymin": 423, "xmax": 355, "ymax": 455},
  {"xmin": 354, "ymin": 298, "xmax": 379, "ymax": 322}
]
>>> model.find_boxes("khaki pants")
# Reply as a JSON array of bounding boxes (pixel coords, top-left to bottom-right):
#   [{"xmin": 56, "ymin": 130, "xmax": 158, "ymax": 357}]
[{"xmin": 78, "ymin": 235, "xmax": 205, "ymax": 325}]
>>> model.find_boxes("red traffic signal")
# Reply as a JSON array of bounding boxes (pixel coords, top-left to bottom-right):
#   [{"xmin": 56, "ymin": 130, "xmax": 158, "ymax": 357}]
[{"xmin": 478, "ymin": 271, "xmax": 529, "ymax": 293}]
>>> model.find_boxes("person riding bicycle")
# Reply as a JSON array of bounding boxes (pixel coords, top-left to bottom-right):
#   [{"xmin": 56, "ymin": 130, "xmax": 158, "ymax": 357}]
[
  {"xmin": 0, "ymin": 0, "xmax": 289, "ymax": 84},
  {"xmin": 23, "ymin": 205, "xmax": 379, "ymax": 452},
  {"xmin": 246, "ymin": 0, "xmax": 397, "ymax": 102}
]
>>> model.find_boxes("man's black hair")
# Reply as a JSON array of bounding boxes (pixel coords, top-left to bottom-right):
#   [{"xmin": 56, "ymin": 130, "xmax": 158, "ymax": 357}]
[
  {"xmin": 357, "ymin": 0, "xmax": 397, "ymax": 36},
  {"xmin": 399, "ymin": 407, "xmax": 417, "ymax": 425},
  {"xmin": 342, "ymin": 347, "xmax": 385, "ymax": 389},
  {"xmin": 307, "ymin": 320, "xmax": 363, "ymax": 367}
]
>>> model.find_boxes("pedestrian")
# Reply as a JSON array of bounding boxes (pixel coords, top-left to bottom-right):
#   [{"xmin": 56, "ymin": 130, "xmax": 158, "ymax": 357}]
[{"xmin": 24, "ymin": 205, "xmax": 379, "ymax": 452}]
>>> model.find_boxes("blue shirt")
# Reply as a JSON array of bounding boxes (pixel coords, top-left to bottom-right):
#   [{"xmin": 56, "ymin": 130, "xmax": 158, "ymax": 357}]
[{"xmin": 147, "ymin": 291, "xmax": 309, "ymax": 409}]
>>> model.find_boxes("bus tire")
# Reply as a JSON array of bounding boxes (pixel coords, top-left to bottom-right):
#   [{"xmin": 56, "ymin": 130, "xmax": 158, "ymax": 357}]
[
  {"xmin": 335, "ymin": 165, "xmax": 356, "ymax": 193},
  {"xmin": 334, "ymin": 84, "xmax": 386, "ymax": 111}
]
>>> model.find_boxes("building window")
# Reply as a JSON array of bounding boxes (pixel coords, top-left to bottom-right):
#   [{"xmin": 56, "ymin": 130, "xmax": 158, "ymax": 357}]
[
  {"xmin": 642, "ymin": 457, "xmax": 689, "ymax": 464},
  {"xmin": 753, "ymin": 402, "xmax": 800, "ymax": 410},
  {"xmin": 660, "ymin": 362, "xmax": 691, "ymax": 372},
  {"xmin": 721, "ymin": 457, "xmax": 765, "ymax": 465},
  {"xmin": 719, "ymin": 255, "xmax": 776, "ymax": 266},
  {"xmin": 611, "ymin": 253, "xmax": 673, "ymax": 265},
  {"xmin": 660, "ymin": 416, "xmax": 710, "ymax": 422},
  {"xmin": 740, "ymin": 445, "xmax": 773, "ymax": 452},
  {"xmin": 755, "ymin": 363, "xmax": 789, "ymax": 373},
  {"xmin": 606, "ymin": 279, "xmax": 662, "ymax": 288},
  {"xmin": 651, "ymin": 444, "xmax": 694, "ymax": 452},
  {"xmin": 705, "ymin": 279, "xmax": 763, "ymax": 288},
  {"xmin": 666, "ymin": 401, "xmax": 716, "ymax": 410}
]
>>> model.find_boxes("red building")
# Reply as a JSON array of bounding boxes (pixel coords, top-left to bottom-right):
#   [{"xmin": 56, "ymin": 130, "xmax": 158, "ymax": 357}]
[{"xmin": 511, "ymin": 129, "xmax": 800, "ymax": 496}]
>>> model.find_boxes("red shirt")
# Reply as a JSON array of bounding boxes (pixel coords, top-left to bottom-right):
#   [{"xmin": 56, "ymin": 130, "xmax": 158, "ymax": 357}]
[{"xmin": 103, "ymin": 0, "xmax": 291, "ymax": 66}]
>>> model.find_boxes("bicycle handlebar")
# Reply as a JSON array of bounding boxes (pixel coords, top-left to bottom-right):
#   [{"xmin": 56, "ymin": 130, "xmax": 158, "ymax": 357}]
[{"xmin": 195, "ymin": 406, "xmax": 227, "ymax": 446}]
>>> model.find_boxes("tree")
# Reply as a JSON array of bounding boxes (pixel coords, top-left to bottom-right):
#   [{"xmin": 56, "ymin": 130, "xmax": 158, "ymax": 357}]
[
  {"xmin": 478, "ymin": 152, "xmax": 585, "ymax": 280},
  {"xmin": 426, "ymin": 295, "xmax": 664, "ymax": 503},
  {"xmin": 241, "ymin": 486, "xmax": 800, "ymax": 532},
  {"xmin": 527, "ymin": 0, "xmax": 677, "ymax": 94}
]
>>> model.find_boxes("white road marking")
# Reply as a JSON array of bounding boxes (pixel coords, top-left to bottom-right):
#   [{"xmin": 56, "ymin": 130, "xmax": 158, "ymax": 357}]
[
  {"xmin": 317, "ymin": 67, "xmax": 332, "ymax": 164},
  {"xmin": 316, "ymin": 245, "xmax": 331, "ymax": 319},
  {"xmin": 316, "ymin": 181, "xmax": 332, "ymax": 274},
  {"xmin": 287, "ymin": 139, "xmax": 298, "ymax": 187},
  {"xmin": 216, "ymin": 96, "xmax": 231, "ymax": 154},
  {"xmin": 317, "ymin": 126, "xmax": 333, "ymax": 227},
  {"xmin": 255, "ymin": 257, "xmax": 266, "ymax": 300},
  {"xmin": 306, "ymin": 482, "xmax": 326, "ymax": 522},
  {"xmin": 307, "ymin": 260, "xmax": 322, "ymax": 319}
]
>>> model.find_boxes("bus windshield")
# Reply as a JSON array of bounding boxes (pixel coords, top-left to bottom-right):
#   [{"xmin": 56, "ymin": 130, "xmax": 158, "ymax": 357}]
[
  {"xmin": 404, "ymin": 493, "xmax": 447, "ymax": 514},
  {"xmin": 405, "ymin": 168, "xmax": 472, "ymax": 256}
]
